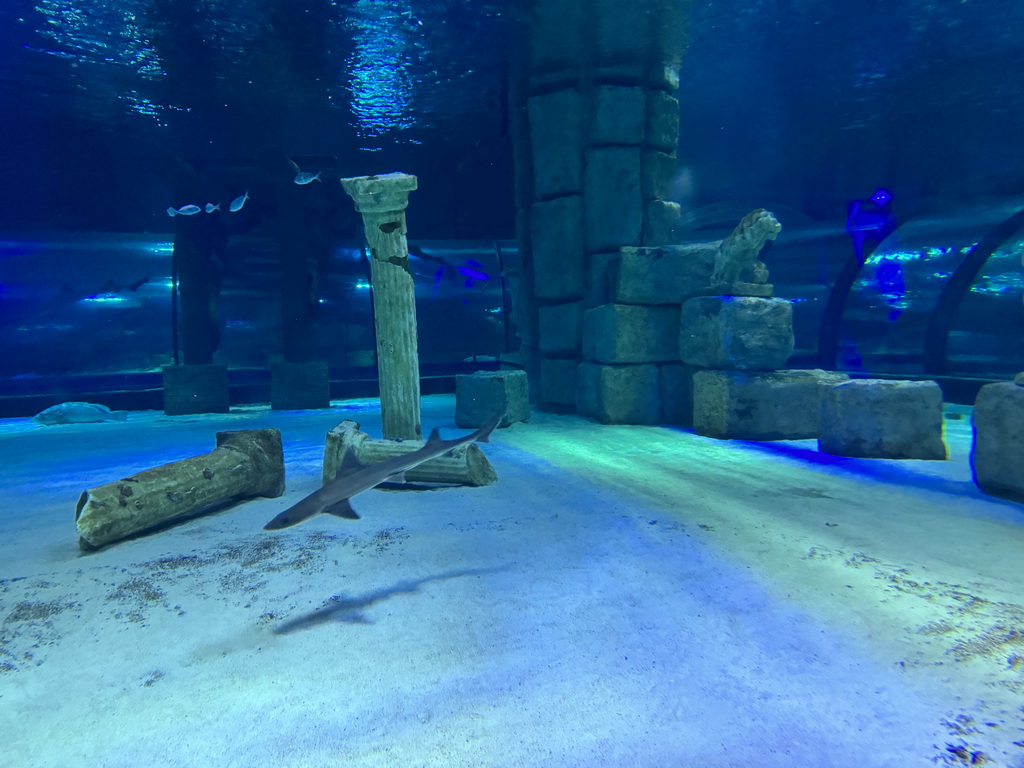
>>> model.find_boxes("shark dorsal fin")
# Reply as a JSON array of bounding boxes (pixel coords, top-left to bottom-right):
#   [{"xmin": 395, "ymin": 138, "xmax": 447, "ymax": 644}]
[
  {"xmin": 426, "ymin": 427, "xmax": 442, "ymax": 446},
  {"xmin": 337, "ymin": 447, "xmax": 366, "ymax": 476}
]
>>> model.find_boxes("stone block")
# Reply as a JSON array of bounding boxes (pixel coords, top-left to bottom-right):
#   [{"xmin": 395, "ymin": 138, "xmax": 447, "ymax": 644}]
[
  {"xmin": 271, "ymin": 360, "xmax": 330, "ymax": 410},
  {"xmin": 540, "ymin": 357, "xmax": 578, "ymax": 409},
  {"xmin": 162, "ymin": 364, "xmax": 229, "ymax": 416},
  {"xmin": 971, "ymin": 381, "xmax": 1024, "ymax": 500},
  {"xmin": 583, "ymin": 146, "xmax": 643, "ymax": 253},
  {"xmin": 646, "ymin": 90, "xmax": 680, "ymax": 153},
  {"xmin": 577, "ymin": 362, "xmax": 661, "ymax": 425},
  {"xmin": 584, "ymin": 252, "xmax": 621, "ymax": 309},
  {"xmin": 693, "ymin": 369, "xmax": 850, "ymax": 440},
  {"xmin": 583, "ymin": 304, "xmax": 680, "ymax": 364},
  {"xmin": 818, "ymin": 379, "xmax": 947, "ymax": 460},
  {"xmin": 617, "ymin": 243, "xmax": 716, "ymax": 305},
  {"xmin": 531, "ymin": 195, "xmax": 585, "ymax": 300},
  {"xmin": 538, "ymin": 302, "xmax": 583, "ymax": 354},
  {"xmin": 642, "ymin": 149, "xmax": 678, "ymax": 200},
  {"xmin": 643, "ymin": 199, "xmax": 681, "ymax": 246},
  {"xmin": 593, "ymin": 0, "xmax": 649, "ymax": 64},
  {"xmin": 455, "ymin": 369, "xmax": 530, "ymax": 427},
  {"xmin": 528, "ymin": 90, "xmax": 583, "ymax": 199},
  {"xmin": 527, "ymin": 2, "xmax": 586, "ymax": 70},
  {"xmin": 590, "ymin": 86, "xmax": 645, "ymax": 145},
  {"xmin": 679, "ymin": 296, "xmax": 794, "ymax": 370},
  {"xmin": 659, "ymin": 363, "xmax": 695, "ymax": 427}
]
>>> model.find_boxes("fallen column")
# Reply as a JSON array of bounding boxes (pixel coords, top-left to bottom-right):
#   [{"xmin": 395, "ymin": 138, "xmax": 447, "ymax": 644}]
[
  {"xmin": 322, "ymin": 420, "xmax": 496, "ymax": 487},
  {"xmin": 76, "ymin": 428, "xmax": 285, "ymax": 550}
]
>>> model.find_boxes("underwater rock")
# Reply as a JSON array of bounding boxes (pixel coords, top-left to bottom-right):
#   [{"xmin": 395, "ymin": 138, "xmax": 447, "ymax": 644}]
[
  {"xmin": 76, "ymin": 428, "xmax": 285, "ymax": 550},
  {"xmin": 693, "ymin": 369, "xmax": 850, "ymax": 441},
  {"xmin": 972, "ymin": 381, "xmax": 1024, "ymax": 501},
  {"xmin": 33, "ymin": 402, "xmax": 128, "ymax": 425},
  {"xmin": 818, "ymin": 380, "xmax": 947, "ymax": 460},
  {"xmin": 660, "ymin": 362, "xmax": 697, "ymax": 428},
  {"xmin": 540, "ymin": 358, "xmax": 577, "ymax": 409},
  {"xmin": 455, "ymin": 369, "xmax": 530, "ymax": 428},
  {"xmin": 583, "ymin": 303, "xmax": 680, "ymax": 364},
  {"xmin": 538, "ymin": 302, "xmax": 583, "ymax": 354},
  {"xmin": 577, "ymin": 362, "xmax": 661, "ymax": 425},
  {"xmin": 1014, "ymin": 372, "xmax": 1024, "ymax": 386},
  {"xmin": 616, "ymin": 243, "xmax": 716, "ymax": 305},
  {"xmin": 531, "ymin": 195, "xmax": 585, "ymax": 300},
  {"xmin": 679, "ymin": 296, "xmax": 794, "ymax": 371}
]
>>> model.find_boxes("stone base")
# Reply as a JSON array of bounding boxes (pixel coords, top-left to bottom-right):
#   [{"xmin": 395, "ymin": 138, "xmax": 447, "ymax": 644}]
[
  {"xmin": 162, "ymin": 364, "xmax": 229, "ymax": 416},
  {"xmin": 270, "ymin": 360, "xmax": 330, "ymax": 410},
  {"xmin": 693, "ymin": 369, "xmax": 849, "ymax": 440},
  {"xmin": 819, "ymin": 379, "xmax": 947, "ymax": 460},
  {"xmin": 972, "ymin": 381, "xmax": 1024, "ymax": 501},
  {"xmin": 679, "ymin": 296, "xmax": 794, "ymax": 370},
  {"xmin": 455, "ymin": 369, "xmax": 530, "ymax": 428},
  {"xmin": 577, "ymin": 362, "xmax": 660, "ymax": 425}
]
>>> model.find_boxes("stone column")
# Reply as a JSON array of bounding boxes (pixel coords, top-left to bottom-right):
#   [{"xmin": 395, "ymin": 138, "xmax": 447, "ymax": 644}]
[
  {"xmin": 511, "ymin": 0, "xmax": 688, "ymax": 414},
  {"xmin": 340, "ymin": 173, "xmax": 421, "ymax": 440}
]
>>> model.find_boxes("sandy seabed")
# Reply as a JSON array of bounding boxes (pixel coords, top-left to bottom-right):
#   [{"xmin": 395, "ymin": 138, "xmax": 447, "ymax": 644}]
[{"xmin": 1, "ymin": 394, "xmax": 1022, "ymax": 768}]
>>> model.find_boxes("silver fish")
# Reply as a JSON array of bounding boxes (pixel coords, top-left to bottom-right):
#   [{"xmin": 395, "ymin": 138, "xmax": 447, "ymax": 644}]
[
  {"xmin": 229, "ymin": 191, "xmax": 249, "ymax": 212},
  {"xmin": 263, "ymin": 410, "xmax": 503, "ymax": 530},
  {"xmin": 294, "ymin": 170, "xmax": 322, "ymax": 185},
  {"xmin": 205, "ymin": 202, "xmax": 220, "ymax": 213},
  {"xmin": 33, "ymin": 402, "xmax": 128, "ymax": 426},
  {"xmin": 166, "ymin": 204, "xmax": 201, "ymax": 217}
]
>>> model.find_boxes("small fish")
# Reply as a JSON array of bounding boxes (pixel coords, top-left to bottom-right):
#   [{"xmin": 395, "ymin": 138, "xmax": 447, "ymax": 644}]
[
  {"xmin": 166, "ymin": 204, "xmax": 202, "ymax": 217},
  {"xmin": 263, "ymin": 410, "xmax": 504, "ymax": 530},
  {"xmin": 205, "ymin": 203, "xmax": 220, "ymax": 213},
  {"xmin": 229, "ymin": 191, "xmax": 249, "ymax": 212},
  {"xmin": 294, "ymin": 170, "xmax": 322, "ymax": 185},
  {"xmin": 33, "ymin": 402, "xmax": 128, "ymax": 426}
]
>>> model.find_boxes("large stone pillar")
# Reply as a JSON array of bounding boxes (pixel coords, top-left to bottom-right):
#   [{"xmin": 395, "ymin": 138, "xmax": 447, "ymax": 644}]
[
  {"xmin": 340, "ymin": 173, "xmax": 421, "ymax": 440},
  {"xmin": 511, "ymin": 0, "xmax": 688, "ymax": 414}
]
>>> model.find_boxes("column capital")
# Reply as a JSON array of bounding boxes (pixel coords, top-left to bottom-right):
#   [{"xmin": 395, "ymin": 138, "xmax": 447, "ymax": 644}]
[{"xmin": 340, "ymin": 172, "xmax": 418, "ymax": 214}]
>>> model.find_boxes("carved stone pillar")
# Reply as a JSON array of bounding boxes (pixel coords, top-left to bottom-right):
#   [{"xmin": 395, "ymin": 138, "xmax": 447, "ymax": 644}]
[{"xmin": 340, "ymin": 173, "xmax": 421, "ymax": 439}]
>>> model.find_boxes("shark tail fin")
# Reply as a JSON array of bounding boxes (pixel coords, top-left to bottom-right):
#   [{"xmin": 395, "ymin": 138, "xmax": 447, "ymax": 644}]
[{"xmin": 324, "ymin": 499, "xmax": 359, "ymax": 520}]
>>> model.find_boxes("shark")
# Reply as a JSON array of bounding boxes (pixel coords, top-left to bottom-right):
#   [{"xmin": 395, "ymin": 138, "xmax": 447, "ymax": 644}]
[{"xmin": 263, "ymin": 410, "xmax": 504, "ymax": 531}]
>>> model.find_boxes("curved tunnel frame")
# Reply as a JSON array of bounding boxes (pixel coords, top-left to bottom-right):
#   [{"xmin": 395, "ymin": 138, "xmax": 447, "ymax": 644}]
[{"xmin": 818, "ymin": 208, "xmax": 1024, "ymax": 374}]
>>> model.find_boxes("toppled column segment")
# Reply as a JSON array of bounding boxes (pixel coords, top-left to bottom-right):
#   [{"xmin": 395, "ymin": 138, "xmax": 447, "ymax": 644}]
[{"xmin": 76, "ymin": 428, "xmax": 285, "ymax": 550}]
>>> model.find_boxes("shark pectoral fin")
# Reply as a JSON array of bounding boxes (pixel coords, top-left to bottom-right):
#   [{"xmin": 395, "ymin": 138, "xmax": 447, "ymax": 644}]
[
  {"xmin": 324, "ymin": 499, "xmax": 360, "ymax": 520},
  {"xmin": 387, "ymin": 471, "xmax": 408, "ymax": 484}
]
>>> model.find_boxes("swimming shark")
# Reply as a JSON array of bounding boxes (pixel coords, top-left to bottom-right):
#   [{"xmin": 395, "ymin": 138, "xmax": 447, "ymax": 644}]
[{"xmin": 263, "ymin": 410, "xmax": 504, "ymax": 530}]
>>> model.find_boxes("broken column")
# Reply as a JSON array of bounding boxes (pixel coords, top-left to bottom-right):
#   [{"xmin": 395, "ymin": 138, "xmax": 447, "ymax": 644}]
[
  {"xmin": 341, "ymin": 173, "xmax": 421, "ymax": 440},
  {"xmin": 322, "ymin": 420, "xmax": 497, "ymax": 487},
  {"xmin": 75, "ymin": 428, "xmax": 285, "ymax": 550}
]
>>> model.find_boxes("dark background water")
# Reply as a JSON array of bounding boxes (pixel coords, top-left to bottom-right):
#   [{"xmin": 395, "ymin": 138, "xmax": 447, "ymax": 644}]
[
  {"xmin": 0, "ymin": 0, "xmax": 1022, "ymax": 392},
  {"xmin": 2, "ymin": 0, "xmax": 1023, "ymax": 234}
]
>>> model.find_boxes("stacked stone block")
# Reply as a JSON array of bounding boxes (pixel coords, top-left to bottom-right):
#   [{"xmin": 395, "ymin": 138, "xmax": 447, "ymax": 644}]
[
  {"xmin": 162, "ymin": 364, "xmax": 229, "ymax": 416},
  {"xmin": 512, "ymin": 0, "xmax": 687, "ymax": 413}
]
